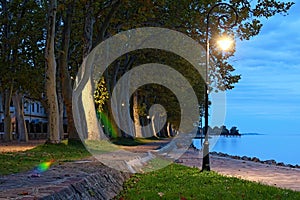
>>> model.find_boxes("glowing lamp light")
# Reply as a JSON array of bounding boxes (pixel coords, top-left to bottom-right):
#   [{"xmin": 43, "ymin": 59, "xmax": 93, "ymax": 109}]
[{"xmin": 217, "ymin": 36, "xmax": 234, "ymax": 51}]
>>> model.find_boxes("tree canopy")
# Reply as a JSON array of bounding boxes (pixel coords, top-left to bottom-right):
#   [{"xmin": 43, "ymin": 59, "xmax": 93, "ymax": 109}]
[{"xmin": 0, "ymin": 0, "xmax": 294, "ymax": 141}]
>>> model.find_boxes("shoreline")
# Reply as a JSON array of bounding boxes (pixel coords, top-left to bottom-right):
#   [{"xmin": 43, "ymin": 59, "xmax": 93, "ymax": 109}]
[
  {"xmin": 190, "ymin": 141, "xmax": 300, "ymax": 169},
  {"xmin": 210, "ymin": 151, "xmax": 300, "ymax": 169},
  {"xmin": 192, "ymin": 135, "xmax": 300, "ymax": 169}
]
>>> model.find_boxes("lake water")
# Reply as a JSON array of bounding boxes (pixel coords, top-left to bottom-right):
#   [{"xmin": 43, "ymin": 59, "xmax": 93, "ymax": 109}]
[{"xmin": 193, "ymin": 134, "xmax": 300, "ymax": 165}]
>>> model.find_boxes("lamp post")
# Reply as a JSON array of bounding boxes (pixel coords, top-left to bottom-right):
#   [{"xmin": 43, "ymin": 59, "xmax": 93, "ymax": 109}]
[{"xmin": 202, "ymin": 3, "xmax": 238, "ymax": 171}]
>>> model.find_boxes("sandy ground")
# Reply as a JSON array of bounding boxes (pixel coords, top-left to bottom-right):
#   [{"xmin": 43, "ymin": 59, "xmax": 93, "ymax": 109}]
[{"xmin": 0, "ymin": 140, "xmax": 46, "ymax": 152}]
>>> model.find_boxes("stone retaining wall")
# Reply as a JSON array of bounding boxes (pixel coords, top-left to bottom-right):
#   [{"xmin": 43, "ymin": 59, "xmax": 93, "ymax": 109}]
[{"xmin": 0, "ymin": 159, "xmax": 130, "ymax": 200}]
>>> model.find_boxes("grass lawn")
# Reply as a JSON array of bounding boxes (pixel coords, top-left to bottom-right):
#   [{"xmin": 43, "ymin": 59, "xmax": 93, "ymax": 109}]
[
  {"xmin": 110, "ymin": 136, "xmax": 164, "ymax": 146},
  {"xmin": 116, "ymin": 164, "xmax": 300, "ymax": 200},
  {"xmin": 0, "ymin": 137, "xmax": 162, "ymax": 175},
  {"xmin": 0, "ymin": 140, "xmax": 91, "ymax": 175}
]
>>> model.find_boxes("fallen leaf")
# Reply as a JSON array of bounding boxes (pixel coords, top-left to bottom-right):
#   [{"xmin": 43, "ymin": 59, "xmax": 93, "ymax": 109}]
[
  {"xmin": 158, "ymin": 192, "xmax": 164, "ymax": 197},
  {"xmin": 18, "ymin": 191, "xmax": 29, "ymax": 195}
]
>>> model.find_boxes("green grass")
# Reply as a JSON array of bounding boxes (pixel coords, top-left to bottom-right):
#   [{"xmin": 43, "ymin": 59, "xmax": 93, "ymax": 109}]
[
  {"xmin": 0, "ymin": 137, "xmax": 166, "ymax": 175},
  {"xmin": 85, "ymin": 139, "xmax": 120, "ymax": 153},
  {"xmin": 84, "ymin": 138, "xmax": 162, "ymax": 154},
  {"xmin": 116, "ymin": 164, "xmax": 300, "ymax": 200},
  {"xmin": 141, "ymin": 157, "xmax": 173, "ymax": 173},
  {"xmin": 0, "ymin": 140, "xmax": 90, "ymax": 175},
  {"xmin": 111, "ymin": 137, "xmax": 166, "ymax": 146}
]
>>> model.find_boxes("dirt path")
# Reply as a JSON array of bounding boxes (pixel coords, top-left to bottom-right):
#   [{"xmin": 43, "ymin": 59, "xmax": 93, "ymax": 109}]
[{"xmin": 0, "ymin": 140, "xmax": 45, "ymax": 153}]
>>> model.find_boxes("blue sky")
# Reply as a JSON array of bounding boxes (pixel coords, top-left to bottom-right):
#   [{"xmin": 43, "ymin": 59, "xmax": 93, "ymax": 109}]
[{"xmin": 224, "ymin": 2, "xmax": 300, "ymax": 135}]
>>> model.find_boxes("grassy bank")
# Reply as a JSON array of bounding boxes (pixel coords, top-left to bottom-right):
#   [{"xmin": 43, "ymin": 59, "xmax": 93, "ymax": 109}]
[
  {"xmin": 117, "ymin": 164, "xmax": 300, "ymax": 200},
  {"xmin": 0, "ymin": 140, "xmax": 90, "ymax": 175},
  {"xmin": 0, "ymin": 137, "xmax": 162, "ymax": 175}
]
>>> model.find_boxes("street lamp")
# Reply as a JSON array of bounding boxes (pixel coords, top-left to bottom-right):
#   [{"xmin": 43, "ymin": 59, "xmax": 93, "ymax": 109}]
[{"xmin": 202, "ymin": 3, "xmax": 238, "ymax": 171}]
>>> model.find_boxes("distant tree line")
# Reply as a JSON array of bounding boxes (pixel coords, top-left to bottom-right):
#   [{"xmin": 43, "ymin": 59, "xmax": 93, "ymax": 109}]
[{"xmin": 202, "ymin": 125, "xmax": 241, "ymax": 136}]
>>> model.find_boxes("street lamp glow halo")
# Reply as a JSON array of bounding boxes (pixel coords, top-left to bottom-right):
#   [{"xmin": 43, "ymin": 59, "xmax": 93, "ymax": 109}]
[{"xmin": 217, "ymin": 36, "xmax": 234, "ymax": 51}]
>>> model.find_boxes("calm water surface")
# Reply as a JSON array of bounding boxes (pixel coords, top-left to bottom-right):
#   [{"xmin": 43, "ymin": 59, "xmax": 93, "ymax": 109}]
[{"xmin": 193, "ymin": 134, "xmax": 300, "ymax": 165}]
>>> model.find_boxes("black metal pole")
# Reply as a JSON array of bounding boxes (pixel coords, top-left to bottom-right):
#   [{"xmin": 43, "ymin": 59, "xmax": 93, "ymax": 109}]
[
  {"xmin": 202, "ymin": 11, "xmax": 210, "ymax": 170},
  {"xmin": 202, "ymin": 84, "xmax": 210, "ymax": 171},
  {"xmin": 201, "ymin": 3, "xmax": 238, "ymax": 172}
]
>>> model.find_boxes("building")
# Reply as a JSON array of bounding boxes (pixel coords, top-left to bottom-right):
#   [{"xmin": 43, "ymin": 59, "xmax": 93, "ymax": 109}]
[
  {"xmin": 0, "ymin": 94, "xmax": 48, "ymax": 134},
  {"xmin": 0, "ymin": 95, "xmax": 47, "ymax": 124},
  {"xmin": 23, "ymin": 98, "xmax": 48, "ymax": 123}
]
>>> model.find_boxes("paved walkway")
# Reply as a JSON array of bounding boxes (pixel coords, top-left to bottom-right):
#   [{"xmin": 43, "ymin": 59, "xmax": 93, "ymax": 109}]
[{"xmin": 177, "ymin": 148, "xmax": 300, "ymax": 191}]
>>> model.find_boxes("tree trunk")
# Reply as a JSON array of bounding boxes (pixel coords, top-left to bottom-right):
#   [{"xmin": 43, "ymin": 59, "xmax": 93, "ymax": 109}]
[
  {"xmin": 12, "ymin": 93, "xmax": 28, "ymax": 142},
  {"xmin": 2, "ymin": 1, "xmax": 12, "ymax": 142},
  {"xmin": 57, "ymin": 50, "xmax": 64, "ymax": 140},
  {"xmin": 159, "ymin": 114, "xmax": 167, "ymax": 137},
  {"xmin": 3, "ymin": 87, "xmax": 13, "ymax": 141},
  {"xmin": 45, "ymin": 0, "xmax": 60, "ymax": 143},
  {"xmin": 121, "ymin": 73, "xmax": 134, "ymax": 137},
  {"xmin": 57, "ymin": 86, "xmax": 64, "ymax": 139},
  {"xmin": 151, "ymin": 115, "xmax": 158, "ymax": 138},
  {"xmin": 133, "ymin": 91, "xmax": 142, "ymax": 138},
  {"xmin": 118, "ymin": 57, "xmax": 136, "ymax": 137},
  {"xmin": 166, "ymin": 122, "xmax": 172, "ymax": 137},
  {"xmin": 58, "ymin": 0, "xmax": 80, "ymax": 142},
  {"xmin": 73, "ymin": 0, "xmax": 122, "ymax": 141},
  {"xmin": 80, "ymin": 0, "xmax": 105, "ymax": 140},
  {"xmin": 108, "ymin": 63, "xmax": 122, "ymax": 138},
  {"xmin": 82, "ymin": 75, "xmax": 104, "ymax": 140}
]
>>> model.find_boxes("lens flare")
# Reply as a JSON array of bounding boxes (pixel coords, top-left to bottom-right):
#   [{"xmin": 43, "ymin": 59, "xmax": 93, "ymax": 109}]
[
  {"xmin": 36, "ymin": 160, "xmax": 54, "ymax": 173},
  {"xmin": 97, "ymin": 111, "xmax": 118, "ymax": 138}
]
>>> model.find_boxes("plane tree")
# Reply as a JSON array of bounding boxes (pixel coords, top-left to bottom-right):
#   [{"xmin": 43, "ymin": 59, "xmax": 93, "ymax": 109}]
[
  {"xmin": 93, "ymin": 0, "xmax": 294, "ymax": 138},
  {"xmin": 0, "ymin": 0, "xmax": 45, "ymax": 141},
  {"xmin": 1, "ymin": 0, "xmax": 293, "ymax": 142}
]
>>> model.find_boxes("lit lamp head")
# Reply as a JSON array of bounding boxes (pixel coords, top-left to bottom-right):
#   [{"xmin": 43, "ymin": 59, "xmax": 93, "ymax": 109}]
[{"xmin": 217, "ymin": 35, "xmax": 234, "ymax": 51}]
